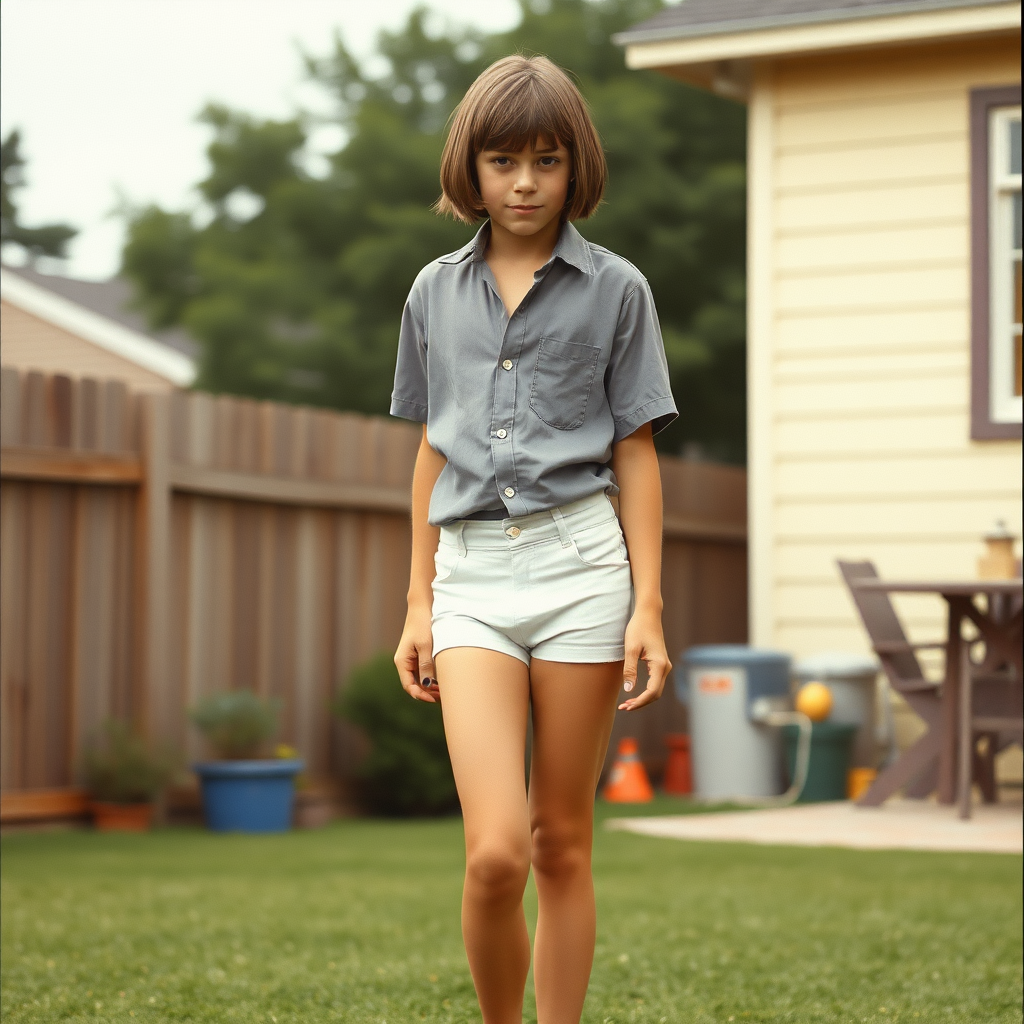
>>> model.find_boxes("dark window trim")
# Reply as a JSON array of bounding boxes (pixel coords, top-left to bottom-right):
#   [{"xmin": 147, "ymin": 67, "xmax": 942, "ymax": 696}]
[{"xmin": 970, "ymin": 83, "xmax": 1022, "ymax": 441}]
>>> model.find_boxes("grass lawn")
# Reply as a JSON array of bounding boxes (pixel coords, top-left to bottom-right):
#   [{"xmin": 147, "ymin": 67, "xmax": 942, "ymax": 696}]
[{"xmin": 2, "ymin": 797, "xmax": 1020, "ymax": 1023}]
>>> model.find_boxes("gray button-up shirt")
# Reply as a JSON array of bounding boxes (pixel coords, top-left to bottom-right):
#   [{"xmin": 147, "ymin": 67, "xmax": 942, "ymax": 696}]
[{"xmin": 390, "ymin": 220, "xmax": 678, "ymax": 526}]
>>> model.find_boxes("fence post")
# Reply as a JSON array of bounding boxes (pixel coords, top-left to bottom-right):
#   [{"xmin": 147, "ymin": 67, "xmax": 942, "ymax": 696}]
[{"xmin": 135, "ymin": 393, "xmax": 172, "ymax": 742}]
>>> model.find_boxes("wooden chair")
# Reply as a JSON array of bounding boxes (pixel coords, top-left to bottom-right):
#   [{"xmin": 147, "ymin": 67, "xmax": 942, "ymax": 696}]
[
  {"xmin": 957, "ymin": 615, "xmax": 1024, "ymax": 819},
  {"xmin": 837, "ymin": 560, "xmax": 946, "ymax": 805}
]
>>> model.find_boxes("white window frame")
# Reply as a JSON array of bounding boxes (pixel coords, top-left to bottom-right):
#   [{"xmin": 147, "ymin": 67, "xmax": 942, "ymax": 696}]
[{"xmin": 988, "ymin": 105, "xmax": 1022, "ymax": 425}]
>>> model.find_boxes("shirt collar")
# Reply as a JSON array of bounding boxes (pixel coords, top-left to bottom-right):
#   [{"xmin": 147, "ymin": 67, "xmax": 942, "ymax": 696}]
[{"xmin": 437, "ymin": 219, "xmax": 595, "ymax": 276}]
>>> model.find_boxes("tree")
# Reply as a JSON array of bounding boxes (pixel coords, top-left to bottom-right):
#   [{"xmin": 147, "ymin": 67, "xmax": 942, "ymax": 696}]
[
  {"xmin": 122, "ymin": 0, "xmax": 747, "ymax": 461},
  {"xmin": 1, "ymin": 129, "xmax": 78, "ymax": 262}
]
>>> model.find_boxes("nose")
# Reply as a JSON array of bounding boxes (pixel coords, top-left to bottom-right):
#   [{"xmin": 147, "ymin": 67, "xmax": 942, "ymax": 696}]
[{"xmin": 513, "ymin": 164, "xmax": 537, "ymax": 194}]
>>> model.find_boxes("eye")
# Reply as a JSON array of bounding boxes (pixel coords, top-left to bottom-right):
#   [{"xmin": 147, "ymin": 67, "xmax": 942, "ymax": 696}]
[
  {"xmin": 492, "ymin": 156, "xmax": 511, "ymax": 166},
  {"xmin": 538, "ymin": 156, "xmax": 559, "ymax": 166}
]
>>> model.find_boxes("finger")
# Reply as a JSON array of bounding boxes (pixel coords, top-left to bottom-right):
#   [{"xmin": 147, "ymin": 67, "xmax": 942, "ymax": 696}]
[
  {"xmin": 396, "ymin": 645, "xmax": 436, "ymax": 702},
  {"xmin": 644, "ymin": 655, "xmax": 671, "ymax": 695},
  {"xmin": 617, "ymin": 682, "xmax": 664, "ymax": 712},
  {"xmin": 622, "ymin": 643, "xmax": 642, "ymax": 693}
]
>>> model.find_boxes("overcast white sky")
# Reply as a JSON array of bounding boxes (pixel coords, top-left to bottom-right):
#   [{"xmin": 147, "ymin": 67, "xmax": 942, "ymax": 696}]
[{"xmin": 1, "ymin": 0, "xmax": 522, "ymax": 279}]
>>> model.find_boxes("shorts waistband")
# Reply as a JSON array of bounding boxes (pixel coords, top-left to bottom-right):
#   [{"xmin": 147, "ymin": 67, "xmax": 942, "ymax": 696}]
[{"xmin": 440, "ymin": 490, "xmax": 616, "ymax": 553}]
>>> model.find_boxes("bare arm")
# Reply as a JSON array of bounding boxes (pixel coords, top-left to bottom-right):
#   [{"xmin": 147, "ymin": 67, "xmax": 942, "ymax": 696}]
[
  {"xmin": 395, "ymin": 425, "xmax": 447, "ymax": 703},
  {"xmin": 610, "ymin": 422, "xmax": 671, "ymax": 710}
]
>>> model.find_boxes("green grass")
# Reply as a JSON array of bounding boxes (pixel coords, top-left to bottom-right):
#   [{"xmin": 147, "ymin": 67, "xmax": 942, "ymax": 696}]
[{"xmin": 1, "ymin": 799, "xmax": 1020, "ymax": 1023}]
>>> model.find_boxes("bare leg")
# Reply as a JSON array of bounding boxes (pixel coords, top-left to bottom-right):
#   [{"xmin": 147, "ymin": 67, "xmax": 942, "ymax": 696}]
[
  {"xmin": 436, "ymin": 647, "xmax": 533, "ymax": 1024},
  {"xmin": 528, "ymin": 659, "xmax": 623, "ymax": 1024}
]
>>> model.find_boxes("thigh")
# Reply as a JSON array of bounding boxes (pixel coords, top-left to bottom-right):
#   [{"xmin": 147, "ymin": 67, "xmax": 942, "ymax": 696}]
[
  {"xmin": 528, "ymin": 659, "xmax": 624, "ymax": 822},
  {"xmin": 436, "ymin": 647, "xmax": 532, "ymax": 849}
]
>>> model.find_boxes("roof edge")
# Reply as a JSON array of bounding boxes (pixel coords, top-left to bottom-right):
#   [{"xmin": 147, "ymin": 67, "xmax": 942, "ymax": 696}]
[
  {"xmin": 613, "ymin": 0, "xmax": 1012, "ymax": 46},
  {"xmin": 1, "ymin": 269, "xmax": 197, "ymax": 387}
]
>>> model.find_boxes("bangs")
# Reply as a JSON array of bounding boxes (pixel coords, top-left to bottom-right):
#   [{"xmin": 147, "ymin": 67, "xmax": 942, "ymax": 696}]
[
  {"xmin": 472, "ymin": 79, "xmax": 569, "ymax": 156},
  {"xmin": 437, "ymin": 55, "xmax": 607, "ymax": 224}
]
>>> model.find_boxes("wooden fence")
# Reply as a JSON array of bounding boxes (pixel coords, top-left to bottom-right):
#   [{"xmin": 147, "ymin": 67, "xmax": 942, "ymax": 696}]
[{"xmin": 0, "ymin": 367, "xmax": 746, "ymax": 818}]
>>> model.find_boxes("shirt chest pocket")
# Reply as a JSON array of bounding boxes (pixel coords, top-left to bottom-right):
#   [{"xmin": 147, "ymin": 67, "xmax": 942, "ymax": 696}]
[{"xmin": 529, "ymin": 338, "xmax": 601, "ymax": 430}]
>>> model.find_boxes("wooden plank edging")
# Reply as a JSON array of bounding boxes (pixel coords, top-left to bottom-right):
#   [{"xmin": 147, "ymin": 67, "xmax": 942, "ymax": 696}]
[
  {"xmin": 1, "ymin": 446, "xmax": 142, "ymax": 484},
  {"xmin": 0, "ymin": 788, "xmax": 90, "ymax": 822}
]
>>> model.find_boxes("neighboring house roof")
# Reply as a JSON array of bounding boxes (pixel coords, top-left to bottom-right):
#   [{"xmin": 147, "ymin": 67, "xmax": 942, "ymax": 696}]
[
  {"xmin": 614, "ymin": 0, "xmax": 1013, "ymax": 45},
  {"xmin": 1, "ymin": 264, "xmax": 197, "ymax": 387}
]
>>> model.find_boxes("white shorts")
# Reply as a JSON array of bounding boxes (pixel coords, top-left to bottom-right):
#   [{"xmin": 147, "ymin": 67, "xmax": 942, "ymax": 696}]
[{"xmin": 431, "ymin": 491, "xmax": 635, "ymax": 666}]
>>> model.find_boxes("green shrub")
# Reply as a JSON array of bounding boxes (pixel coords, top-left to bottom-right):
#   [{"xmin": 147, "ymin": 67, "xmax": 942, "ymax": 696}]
[
  {"xmin": 190, "ymin": 690, "xmax": 280, "ymax": 760},
  {"xmin": 82, "ymin": 720, "xmax": 177, "ymax": 804},
  {"xmin": 335, "ymin": 652, "xmax": 458, "ymax": 817}
]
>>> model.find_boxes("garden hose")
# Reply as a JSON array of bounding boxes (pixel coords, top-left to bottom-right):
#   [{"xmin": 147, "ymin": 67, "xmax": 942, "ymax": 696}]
[{"xmin": 748, "ymin": 699, "xmax": 814, "ymax": 806}]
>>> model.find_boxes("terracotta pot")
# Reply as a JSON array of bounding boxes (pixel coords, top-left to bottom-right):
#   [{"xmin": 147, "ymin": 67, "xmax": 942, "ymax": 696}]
[{"xmin": 91, "ymin": 801, "xmax": 153, "ymax": 832}]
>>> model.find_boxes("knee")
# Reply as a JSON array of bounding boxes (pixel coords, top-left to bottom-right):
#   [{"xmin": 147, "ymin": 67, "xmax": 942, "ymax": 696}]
[
  {"xmin": 530, "ymin": 821, "xmax": 590, "ymax": 882},
  {"xmin": 465, "ymin": 845, "xmax": 530, "ymax": 903}
]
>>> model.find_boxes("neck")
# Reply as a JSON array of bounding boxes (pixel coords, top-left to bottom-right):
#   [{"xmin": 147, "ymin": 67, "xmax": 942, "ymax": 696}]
[{"xmin": 486, "ymin": 215, "xmax": 563, "ymax": 264}]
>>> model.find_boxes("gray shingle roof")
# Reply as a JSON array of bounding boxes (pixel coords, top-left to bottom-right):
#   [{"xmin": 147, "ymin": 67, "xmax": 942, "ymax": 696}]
[
  {"xmin": 2, "ymin": 263, "xmax": 198, "ymax": 361},
  {"xmin": 614, "ymin": 0, "xmax": 1011, "ymax": 46}
]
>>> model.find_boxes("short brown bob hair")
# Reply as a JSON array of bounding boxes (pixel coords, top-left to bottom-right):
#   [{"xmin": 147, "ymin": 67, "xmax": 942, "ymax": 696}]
[{"xmin": 436, "ymin": 55, "xmax": 607, "ymax": 224}]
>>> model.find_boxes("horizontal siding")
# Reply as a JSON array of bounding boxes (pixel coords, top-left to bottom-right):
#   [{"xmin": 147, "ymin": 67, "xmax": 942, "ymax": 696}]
[
  {"xmin": 775, "ymin": 450, "xmax": 1021, "ymax": 499},
  {"xmin": 777, "ymin": 90, "xmax": 965, "ymax": 149},
  {"xmin": 776, "ymin": 136, "xmax": 967, "ymax": 192},
  {"xmin": 765, "ymin": 35, "xmax": 1021, "ymax": 658},
  {"xmin": 775, "ymin": 537, "xmax": 997, "ymax": 582},
  {"xmin": 776, "ymin": 223, "xmax": 968, "ymax": 272},
  {"xmin": 0, "ymin": 302, "xmax": 175, "ymax": 392},
  {"xmin": 776, "ymin": 179, "xmax": 966, "ymax": 231},
  {"xmin": 776, "ymin": 307, "xmax": 965, "ymax": 355},
  {"xmin": 776, "ymin": 496, "xmax": 1021, "ymax": 539}
]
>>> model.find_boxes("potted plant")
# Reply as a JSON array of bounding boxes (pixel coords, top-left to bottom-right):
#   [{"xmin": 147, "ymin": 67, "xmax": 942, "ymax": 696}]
[
  {"xmin": 190, "ymin": 690, "xmax": 304, "ymax": 833},
  {"xmin": 82, "ymin": 720, "xmax": 177, "ymax": 832}
]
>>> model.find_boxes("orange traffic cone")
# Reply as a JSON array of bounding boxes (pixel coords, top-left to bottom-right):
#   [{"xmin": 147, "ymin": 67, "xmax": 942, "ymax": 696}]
[
  {"xmin": 663, "ymin": 734, "xmax": 693, "ymax": 795},
  {"xmin": 603, "ymin": 738, "xmax": 654, "ymax": 803}
]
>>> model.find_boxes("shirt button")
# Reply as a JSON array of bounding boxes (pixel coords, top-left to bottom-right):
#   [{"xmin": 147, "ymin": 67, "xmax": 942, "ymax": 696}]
[
  {"xmin": 502, "ymin": 359, "xmax": 513, "ymax": 370},
  {"xmin": 495, "ymin": 428, "xmax": 507, "ymax": 438},
  {"xmin": 506, "ymin": 526, "xmax": 521, "ymax": 539},
  {"xmin": 504, "ymin": 486, "xmax": 515, "ymax": 497}
]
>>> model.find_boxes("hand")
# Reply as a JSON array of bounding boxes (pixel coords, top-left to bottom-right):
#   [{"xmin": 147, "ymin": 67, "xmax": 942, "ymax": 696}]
[
  {"xmin": 618, "ymin": 607, "xmax": 671, "ymax": 711},
  {"xmin": 395, "ymin": 605, "xmax": 439, "ymax": 703}
]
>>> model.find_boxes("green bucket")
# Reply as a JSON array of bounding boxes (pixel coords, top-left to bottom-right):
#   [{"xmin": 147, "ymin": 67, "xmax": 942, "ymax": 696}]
[{"xmin": 782, "ymin": 721, "xmax": 857, "ymax": 802}]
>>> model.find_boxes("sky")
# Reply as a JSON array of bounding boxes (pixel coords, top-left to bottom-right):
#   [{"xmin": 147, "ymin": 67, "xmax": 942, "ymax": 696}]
[{"xmin": 1, "ymin": 0, "xmax": 522, "ymax": 279}]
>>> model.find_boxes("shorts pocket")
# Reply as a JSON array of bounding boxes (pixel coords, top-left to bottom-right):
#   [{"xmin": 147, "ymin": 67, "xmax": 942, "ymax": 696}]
[
  {"xmin": 570, "ymin": 518, "xmax": 629, "ymax": 568},
  {"xmin": 529, "ymin": 338, "xmax": 601, "ymax": 430},
  {"xmin": 433, "ymin": 542, "xmax": 462, "ymax": 583}
]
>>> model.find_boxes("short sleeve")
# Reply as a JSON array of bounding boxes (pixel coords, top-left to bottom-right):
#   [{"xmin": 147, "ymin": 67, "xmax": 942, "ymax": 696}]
[
  {"xmin": 606, "ymin": 278, "xmax": 678, "ymax": 442},
  {"xmin": 389, "ymin": 282, "xmax": 428, "ymax": 423}
]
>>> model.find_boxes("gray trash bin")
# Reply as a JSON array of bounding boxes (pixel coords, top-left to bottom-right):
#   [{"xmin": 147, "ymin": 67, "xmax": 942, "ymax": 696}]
[
  {"xmin": 677, "ymin": 646, "xmax": 791, "ymax": 800},
  {"xmin": 793, "ymin": 652, "xmax": 881, "ymax": 768}
]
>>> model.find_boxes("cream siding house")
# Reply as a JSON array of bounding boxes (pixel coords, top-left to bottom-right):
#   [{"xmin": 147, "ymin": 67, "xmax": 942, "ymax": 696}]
[
  {"xmin": 1, "ymin": 265, "xmax": 196, "ymax": 391},
  {"xmin": 617, "ymin": 0, "xmax": 1021, "ymax": 661}
]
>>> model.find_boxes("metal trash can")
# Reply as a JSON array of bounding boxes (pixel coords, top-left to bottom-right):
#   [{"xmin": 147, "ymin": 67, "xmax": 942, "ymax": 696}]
[
  {"xmin": 793, "ymin": 652, "xmax": 880, "ymax": 768},
  {"xmin": 677, "ymin": 646, "xmax": 791, "ymax": 800}
]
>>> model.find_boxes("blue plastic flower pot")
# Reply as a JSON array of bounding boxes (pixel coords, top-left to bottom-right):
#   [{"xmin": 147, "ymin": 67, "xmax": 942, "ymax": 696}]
[{"xmin": 194, "ymin": 759, "xmax": 304, "ymax": 833}]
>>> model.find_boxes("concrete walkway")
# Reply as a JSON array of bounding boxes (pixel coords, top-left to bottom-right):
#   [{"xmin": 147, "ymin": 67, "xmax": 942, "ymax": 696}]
[{"xmin": 606, "ymin": 799, "xmax": 1023, "ymax": 854}]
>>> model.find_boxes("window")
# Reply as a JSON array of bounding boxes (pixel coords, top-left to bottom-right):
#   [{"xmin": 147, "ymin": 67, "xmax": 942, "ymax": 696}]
[{"xmin": 971, "ymin": 85, "xmax": 1022, "ymax": 440}]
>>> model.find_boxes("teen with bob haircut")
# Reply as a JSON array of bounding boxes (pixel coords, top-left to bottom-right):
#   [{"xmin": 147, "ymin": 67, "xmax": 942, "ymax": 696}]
[{"xmin": 391, "ymin": 54, "xmax": 677, "ymax": 1023}]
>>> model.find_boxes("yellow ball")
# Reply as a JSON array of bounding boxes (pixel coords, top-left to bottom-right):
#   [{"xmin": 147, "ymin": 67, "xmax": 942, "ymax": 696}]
[{"xmin": 796, "ymin": 681, "xmax": 833, "ymax": 722}]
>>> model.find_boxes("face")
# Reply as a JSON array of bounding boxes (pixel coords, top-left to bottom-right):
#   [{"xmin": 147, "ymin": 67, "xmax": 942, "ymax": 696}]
[{"xmin": 474, "ymin": 138, "xmax": 572, "ymax": 238}]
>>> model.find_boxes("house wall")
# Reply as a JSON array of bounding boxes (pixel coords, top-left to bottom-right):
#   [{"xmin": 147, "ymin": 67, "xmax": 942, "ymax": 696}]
[
  {"xmin": 751, "ymin": 34, "xmax": 1021, "ymax": 657},
  {"xmin": 1, "ymin": 301, "xmax": 177, "ymax": 392}
]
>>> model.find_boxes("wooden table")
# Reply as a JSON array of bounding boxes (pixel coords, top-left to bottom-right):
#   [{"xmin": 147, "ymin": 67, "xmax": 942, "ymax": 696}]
[{"xmin": 850, "ymin": 579, "xmax": 1022, "ymax": 804}]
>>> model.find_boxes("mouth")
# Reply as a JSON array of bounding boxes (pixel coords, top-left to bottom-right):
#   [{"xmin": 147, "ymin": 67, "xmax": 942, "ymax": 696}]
[{"xmin": 508, "ymin": 204, "xmax": 541, "ymax": 213}]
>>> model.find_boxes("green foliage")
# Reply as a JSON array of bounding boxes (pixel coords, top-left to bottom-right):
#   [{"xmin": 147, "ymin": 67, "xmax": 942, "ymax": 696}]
[
  {"xmin": 121, "ymin": 0, "xmax": 747, "ymax": 461},
  {"xmin": 1, "ymin": 129, "xmax": 78, "ymax": 261},
  {"xmin": 81, "ymin": 720, "xmax": 177, "ymax": 805},
  {"xmin": 190, "ymin": 690, "xmax": 281, "ymax": 760},
  {"xmin": 335, "ymin": 651, "xmax": 457, "ymax": 817}
]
